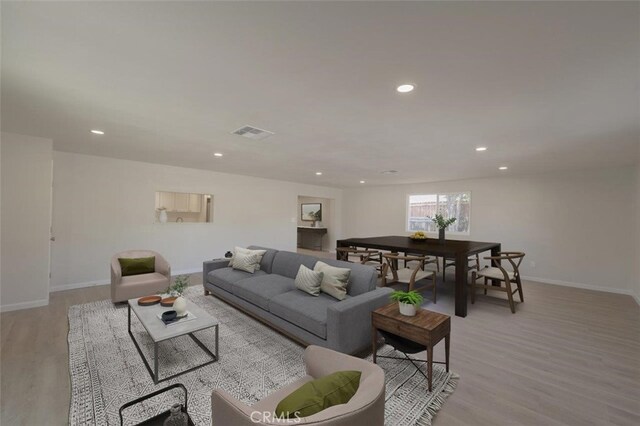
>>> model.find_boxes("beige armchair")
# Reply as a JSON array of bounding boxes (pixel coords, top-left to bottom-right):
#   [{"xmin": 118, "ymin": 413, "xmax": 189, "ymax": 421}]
[
  {"xmin": 211, "ymin": 345, "xmax": 385, "ymax": 426},
  {"xmin": 111, "ymin": 250, "xmax": 171, "ymax": 303}
]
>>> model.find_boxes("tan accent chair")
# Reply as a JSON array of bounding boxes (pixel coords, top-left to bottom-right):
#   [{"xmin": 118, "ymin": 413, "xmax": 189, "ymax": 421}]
[
  {"xmin": 111, "ymin": 250, "xmax": 171, "ymax": 303},
  {"xmin": 211, "ymin": 345, "xmax": 385, "ymax": 426}
]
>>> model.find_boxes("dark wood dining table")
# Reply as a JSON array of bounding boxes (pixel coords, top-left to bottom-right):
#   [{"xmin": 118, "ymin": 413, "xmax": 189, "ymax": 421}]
[{"xmin": 336, "ymin": 235, "xmax": 501, "ymax": 317}]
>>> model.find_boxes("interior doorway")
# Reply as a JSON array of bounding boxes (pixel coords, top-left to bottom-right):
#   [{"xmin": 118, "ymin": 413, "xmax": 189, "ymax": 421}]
[{"xmin": 297, "ymin": 195, "xmax": 334, "ymax": 252}]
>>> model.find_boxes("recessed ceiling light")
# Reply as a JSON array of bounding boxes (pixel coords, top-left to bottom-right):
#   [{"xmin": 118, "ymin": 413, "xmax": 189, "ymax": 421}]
[
  {"xmin": 499, "ymin": 166, "xmax": 508, "ymax": 170},
  {"xmin": 213, "ymin": 153, "xmax": 223, "ymax": 157},
  {"xmin": 476, "ymin": 146, "xmax": 487, "ymax": 152},
  {"xmin": 315, "ymin": 172, "xmax": 322, "ymax": 176},
  {"xmin": 360, "ymin": 180, "xmax": 366, "ymax": 184},
  {"xmin": 396, "ymin": 84, "xmax": 415, "ymax": 93},
  {"xmin": 90, "ymin": 130, "xmax": 104, "ymax": 135}
]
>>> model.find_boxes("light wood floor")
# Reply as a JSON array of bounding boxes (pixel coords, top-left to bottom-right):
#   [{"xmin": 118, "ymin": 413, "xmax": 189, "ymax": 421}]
[{"xmin": 2, "ymin": 262, "xmax": 639, "ymax": 425}]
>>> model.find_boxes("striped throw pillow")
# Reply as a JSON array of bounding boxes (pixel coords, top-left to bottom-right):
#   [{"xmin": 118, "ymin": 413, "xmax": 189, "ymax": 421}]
[
  {"xmin": 294, "ymin": 265, "xmax": 324, "ymax": 296},
  {"xmin": 232, "ymin": 251, "xmax": 261, "ymax": 273}
]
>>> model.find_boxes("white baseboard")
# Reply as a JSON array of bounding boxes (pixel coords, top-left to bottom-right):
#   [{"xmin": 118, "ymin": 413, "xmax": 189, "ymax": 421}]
[
  {"xmin": 49, "ymin": 268, "xmax": 203, "ymax": 293},
  {"xmin": 0, "ymin": 298, "xmax": 49, "ymax": 313},
  {"xmin": 521, "ymin": 275, "xmax": 636, "ymax": 297},
  {"xmin": 50, "ymin": 279, "xmax": 110, "ymax": 292},
  {"xmin": 173, "ymin": 267, "xmax": 202, "ymax": 276}
]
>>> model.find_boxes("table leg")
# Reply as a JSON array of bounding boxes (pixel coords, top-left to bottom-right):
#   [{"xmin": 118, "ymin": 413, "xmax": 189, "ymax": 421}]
[
  {"xmin": 454, "ymin": 252, "xmax": 468, "ymax": 317},
  {"xmin": 336, "ymin": 241, "xmax": 346, "ymax": 260},
  {"xmin": 445, "ymin": 333, "xmax": 450, "ymax": 373},
  {"xmin": 491, "ymin": 244, "xmax": 502, "ymax": 287},
  {"xmin": 154, "ymin": 342, "xmax": 159, "ymax": 384},
  {"xmin": 427, "ymin": 344, "xmax": 433, "ymax": 392},
  {"xmin": 215, "ymin": 325, "xmax": 219, "ymax": 360},
  {"xmin": 372, "ymin": 326, "xmax": 377, "ymax": 364},
  {"xmin": 127, "ymin": 304, "xmax": 131, "ymax": 332}
]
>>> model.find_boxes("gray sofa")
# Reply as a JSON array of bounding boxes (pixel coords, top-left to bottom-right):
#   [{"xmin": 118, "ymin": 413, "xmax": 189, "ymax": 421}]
[{"xmin": 203, "ymin": 246, "xmax": 393, "ymax": 355}]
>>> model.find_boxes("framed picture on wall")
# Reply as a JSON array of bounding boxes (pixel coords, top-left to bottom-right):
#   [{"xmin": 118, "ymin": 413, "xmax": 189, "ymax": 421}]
[{"xmin": 301, "ymin": 203, "xmax": 322, "ymax": 222}]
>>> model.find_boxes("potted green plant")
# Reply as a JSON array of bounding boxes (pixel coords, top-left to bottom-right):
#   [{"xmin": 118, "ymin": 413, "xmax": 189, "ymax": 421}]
[
  {"xmin": 429, "ymin": 213, "xmax": 456, "ymax": 243},
  {"xmin": 166, "ymin": 275, "xmax": 189, "ymax": 316},
  {"xmin": 390, "ymin": 290, "xmax": 424, "ymax": 316}
]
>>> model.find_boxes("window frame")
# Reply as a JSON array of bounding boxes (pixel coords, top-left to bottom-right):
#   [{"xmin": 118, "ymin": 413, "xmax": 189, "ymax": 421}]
[{"xmin": 405, "ymin": 191, "xmax": 472, "ymax": 236}]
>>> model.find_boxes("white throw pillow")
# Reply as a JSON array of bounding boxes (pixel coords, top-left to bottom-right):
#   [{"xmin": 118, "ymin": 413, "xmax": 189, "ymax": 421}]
[
  {"xmin": 232, "ymin": 251, "xmax": 261, "ymax": 273},
  {"xmin": 229, "ymin": 247, "xmax": 267, "ymax": 270},
  {"xmin": 294, "ymin": 265, "xmax": 324, "ymax": 296},
  {"xmin": 314, "ymin": 261, "xmax": 351, "ymax": 301}
]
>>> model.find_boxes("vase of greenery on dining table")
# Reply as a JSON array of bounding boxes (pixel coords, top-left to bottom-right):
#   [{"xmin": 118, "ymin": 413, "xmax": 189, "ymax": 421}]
[{"xmin": 430, "ymin": 213, "xmax": 457, "ymax": 244}]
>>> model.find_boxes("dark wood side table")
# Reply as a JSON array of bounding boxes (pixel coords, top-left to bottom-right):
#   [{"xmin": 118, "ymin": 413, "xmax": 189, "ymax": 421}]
[{"xmin": 372, "ymin": 303, "xmax": 450, "ymax": 392}]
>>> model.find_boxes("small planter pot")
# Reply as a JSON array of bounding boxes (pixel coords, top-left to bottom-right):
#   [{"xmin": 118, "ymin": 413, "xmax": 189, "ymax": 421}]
[
  {"xmin": 438, "ymin": 228, "xmax": 445, "ymax": 243},
  {"xmin": 398, "ymin": 302, "xmax": 417, "ymax": 316}
]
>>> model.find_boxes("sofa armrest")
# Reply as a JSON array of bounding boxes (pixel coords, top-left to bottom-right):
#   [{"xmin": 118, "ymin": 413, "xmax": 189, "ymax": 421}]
[
  {"xmin": 155, "ymin": 255, "xmax": 171, "ymax": 278},
  {"xmin": 304, "ymin": 345, "xmax": 376, "ymax": 378},
  {"xmin": 326, "ymin": 287, "xmax": 394, "ymax": 355},
  {"xmin": 211, "ymin": 389, "xmax": 256, "ymax": 426},
  {"xmin": 203, "ymin": 259, "xmax": 230, "ymax": 284},
  {"xmin": 111, "ymin": 258, "xmax": 122, "ymax": 285}
]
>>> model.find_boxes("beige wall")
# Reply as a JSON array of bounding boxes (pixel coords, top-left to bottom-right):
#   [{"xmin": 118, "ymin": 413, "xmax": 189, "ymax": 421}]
[
  {"xmin": 50, "ymin": 151, "xmax": 343, "ymax": 291},
  {"xmin": 343, "ymin": 166, "xmax": 638, "ymax": 295},
  {"xmin": 1, "ymin": 133, "xmax": 53, "ymax": 311}
]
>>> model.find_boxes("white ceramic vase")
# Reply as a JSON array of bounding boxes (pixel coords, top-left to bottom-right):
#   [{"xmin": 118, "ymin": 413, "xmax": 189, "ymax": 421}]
[
  {"xmin": 173, "ymin": 296, "xmax": 187, "ymax": 316},
  {"xmin": 398, "ymin": 302, "xmax": 417, "ymax": 316},
  {"xmin": 159, "ymin": 210, "xmax": 168, "ymax": 223}
]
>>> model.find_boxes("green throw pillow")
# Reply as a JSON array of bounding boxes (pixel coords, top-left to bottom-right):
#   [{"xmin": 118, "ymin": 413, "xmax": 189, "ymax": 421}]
[
  {"xmin": 275, "ymin": 370, "xmax": 361, "ymax": 419},
  {"xmin": 118, "ymin": 256, "xmax": 155, "ymax": 276}
]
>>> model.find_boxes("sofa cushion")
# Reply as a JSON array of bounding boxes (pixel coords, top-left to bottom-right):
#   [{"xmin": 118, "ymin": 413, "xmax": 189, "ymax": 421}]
[
  {"xmin": 271, "ymin": 251, "xmax": 318, "ymax": 279},
  {"xmin": 314, "ymin": 261, "xmax": 350, "ymax": 301},
  {"xmin": 269, "ymin": 290, "xmax": 348, "ymax": 339},
  {"xmin": 118, "ymin": 256, "xmax": 155, "ymax": 276},
  {"xmin": 233, "ymin": 274, "xmax": 296, "ymax": 310},
  {"xmin": 231, "ymin": 250, "xmax": 262, "ymax": 273},
  {"xmin": 247, "ymin": 246, "xmax": 278, "ymax": 274},
  {"xmin": 294, "ymin": 265, "xmax": 323, "ymax": 296},
  {"xmin": 316, "ymin": 258, "xmax": 377, "ymax": 296},
  {"xmin": 207, "ymin": 267, "xmax": 266, "ymax": 293},
  {"xmin": 275, "ymin": 370, "xmax": 362, "ymax": 418},
  {"xmin": 120, "ymin": 272, "xmax": 167, "ymax": 286}
]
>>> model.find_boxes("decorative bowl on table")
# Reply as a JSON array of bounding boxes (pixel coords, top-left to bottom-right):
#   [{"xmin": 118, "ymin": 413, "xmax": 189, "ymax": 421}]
[
  {"xmin": 409, "ymin": 231, "xmax": 428, "ymax": 241},
  {"xmin": 138, "ymin": 295, "xmax": 162, "ymax": 306},
  {"xmin": 161, "ymin": 296, "xmax": 178, "ymax": 307},
  {"xmin": 162, "ymin": 310, "xmax": 177, "ymax": 322}
]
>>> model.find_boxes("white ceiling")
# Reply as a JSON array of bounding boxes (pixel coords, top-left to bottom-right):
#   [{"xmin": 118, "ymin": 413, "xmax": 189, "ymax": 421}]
[{"xmin": 2, "ymin": 1, "xmax": 639, "ymax": 188}]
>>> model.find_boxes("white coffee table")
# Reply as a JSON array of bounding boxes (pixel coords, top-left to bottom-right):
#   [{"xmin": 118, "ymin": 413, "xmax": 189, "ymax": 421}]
[{"xmin": 128, "ymin": 296, "xmax": 219, "ymax": 384}]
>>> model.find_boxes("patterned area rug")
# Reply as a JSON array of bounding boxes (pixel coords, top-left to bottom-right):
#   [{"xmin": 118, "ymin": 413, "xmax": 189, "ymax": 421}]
[{"xmin": 68, "ymin": 286, "xmax": 458, "ymax": 425}]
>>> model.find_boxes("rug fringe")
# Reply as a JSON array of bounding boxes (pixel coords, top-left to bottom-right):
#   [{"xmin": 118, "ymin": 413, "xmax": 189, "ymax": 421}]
[{"xmin": 415, "ymin": 373, "xmax": 459, "ymax": 426}]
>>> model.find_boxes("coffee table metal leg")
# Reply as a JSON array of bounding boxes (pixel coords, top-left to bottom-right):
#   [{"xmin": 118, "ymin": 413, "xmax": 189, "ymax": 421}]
[
  {"xmin": 215, "ymin": 325, "xmax": 219, "ymax": 360},
  {"xmin": 154, "ymin": 342, "xmax": 159, "ymax": 384}
]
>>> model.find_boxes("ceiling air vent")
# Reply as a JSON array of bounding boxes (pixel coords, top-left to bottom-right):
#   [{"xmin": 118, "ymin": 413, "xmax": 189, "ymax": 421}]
[
  {"xmin": 380, "ymin": 170, "xmax": 398, "ymax": 175},
  {"xmin": 231, "ymin": 125, "xmax": 274, "ymax": 140}
]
